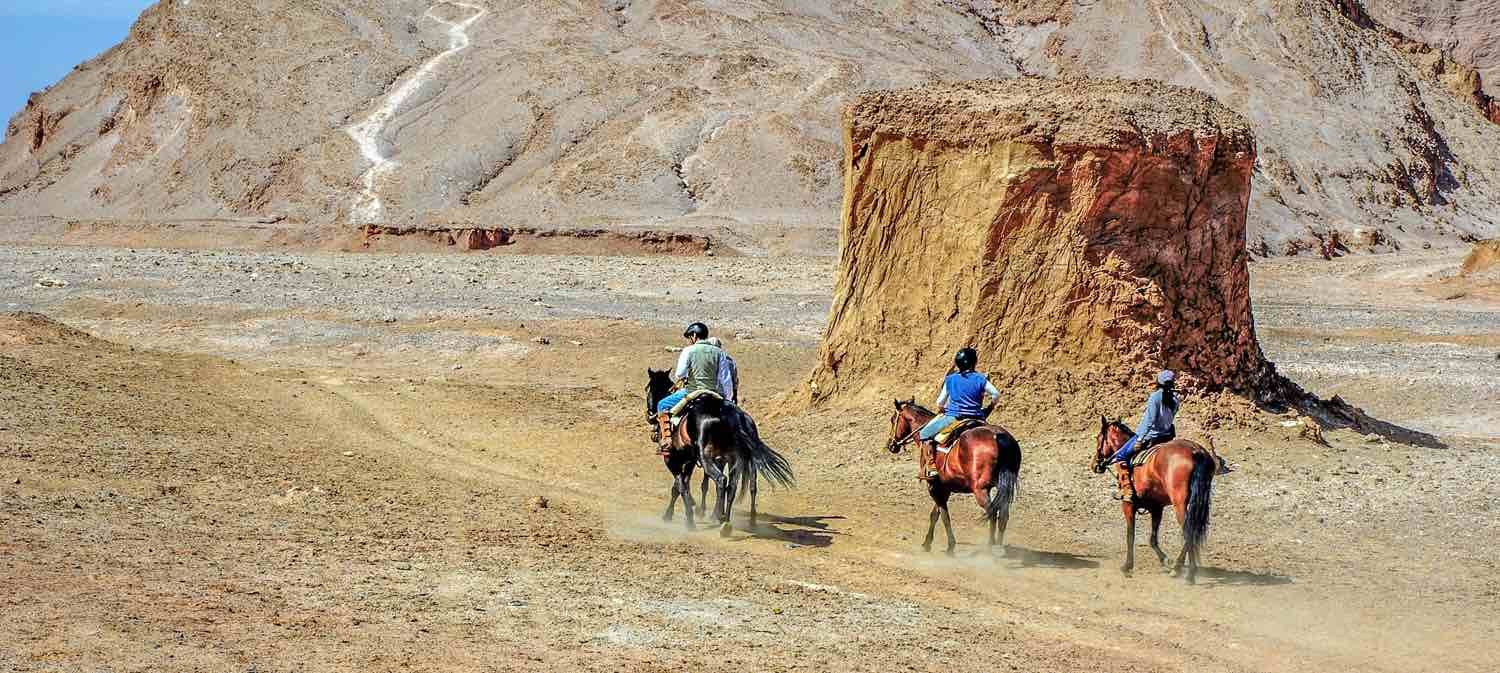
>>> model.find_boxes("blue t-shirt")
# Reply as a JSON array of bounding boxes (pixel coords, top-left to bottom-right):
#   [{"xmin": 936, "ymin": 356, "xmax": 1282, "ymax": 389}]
[{"xmin": 944, "ymin": 372, "xmax": 989, "ymax": 418}]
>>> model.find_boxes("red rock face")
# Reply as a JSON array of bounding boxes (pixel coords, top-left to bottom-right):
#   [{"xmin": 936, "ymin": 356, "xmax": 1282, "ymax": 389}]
[{"xmin": 801, "ymin": 80, "xmax": 1286, "ymax": 415}]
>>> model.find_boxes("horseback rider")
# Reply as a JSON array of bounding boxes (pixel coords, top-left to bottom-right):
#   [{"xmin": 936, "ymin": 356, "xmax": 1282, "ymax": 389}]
[
  {"xmin": 916, "ymin": 348, "xmax": 999, "ymax": 481},
  {"xmin": 654, "ymin": 322, "xmax": 734, "ymax": 453},
  {"xmin": 1105, "ymin": 370, "xmax": 1180, "ymax": 502},
  {"xmin": 705, "ymin": 337, "xmax": 739, "ymax": 404}
]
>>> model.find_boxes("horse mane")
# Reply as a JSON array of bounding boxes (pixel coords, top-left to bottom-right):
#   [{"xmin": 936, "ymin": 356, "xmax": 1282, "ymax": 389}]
[
  {"xmin": 1108, "ymin": 420, "xmax": 1133, "ymax": 436},
  {"xmin": 904, "ymin": 401, "xmax": 936, "ymax": 417}
]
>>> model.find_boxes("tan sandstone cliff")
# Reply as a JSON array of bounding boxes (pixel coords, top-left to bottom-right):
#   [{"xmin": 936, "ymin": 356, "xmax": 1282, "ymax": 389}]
[{"xmin": 800, "ymin": 79, "xmax": 1289, "ymax": 419}]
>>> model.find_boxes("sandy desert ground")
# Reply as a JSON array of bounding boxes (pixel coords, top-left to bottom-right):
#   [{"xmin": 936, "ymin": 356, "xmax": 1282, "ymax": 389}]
[{"xmin": 2, "ymin": 244, "xmax": 1498, "ymax": 672}]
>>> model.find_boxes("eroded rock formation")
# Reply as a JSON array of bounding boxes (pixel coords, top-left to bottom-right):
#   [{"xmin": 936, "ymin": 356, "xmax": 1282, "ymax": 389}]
[
  {"xmin": 1461, "ymin": 239, "xmax": 1500, "ymax": 275},
  {"xmin": 801, "ymin": 79, "xmax": 1286, "ymax": 415}
]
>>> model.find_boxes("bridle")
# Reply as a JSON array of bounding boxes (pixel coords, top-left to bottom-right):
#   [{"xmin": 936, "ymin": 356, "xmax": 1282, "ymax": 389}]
[
  {"xmin": 888, "ymin": 405, "xmax": 923, "ymax": 453},
  {"xmin": 1092, "ymin": 423, "xmax": 1125, "ymax": 474},
  {"xmin": 888, "ymin": 428, "xmax": 920, "ymax": 453}
]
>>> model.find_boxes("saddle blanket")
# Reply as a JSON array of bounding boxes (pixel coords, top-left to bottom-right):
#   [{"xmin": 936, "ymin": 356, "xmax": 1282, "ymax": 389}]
[{"xmin": 1129, "ymin": 444, "xmax": 1162, "ymax": 468}]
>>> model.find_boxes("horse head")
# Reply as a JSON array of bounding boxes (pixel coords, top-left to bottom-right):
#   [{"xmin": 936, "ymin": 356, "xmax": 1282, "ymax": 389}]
[
  {"xmin": 887, "ymin": 398, "xmax": 924, "ymax": 454},
  {"xmin": 645, "ymin": 368, "xmax": 674, "ymax": 439},
  {"xmin": 1091, "ymin": 415, "xmax": 1131, "ymax": 473}
]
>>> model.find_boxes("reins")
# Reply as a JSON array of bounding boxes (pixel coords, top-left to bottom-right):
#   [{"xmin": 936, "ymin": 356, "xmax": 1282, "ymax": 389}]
[{"xmin": 890, "ymin": 428, "xmax": 921, "ymax": 450}]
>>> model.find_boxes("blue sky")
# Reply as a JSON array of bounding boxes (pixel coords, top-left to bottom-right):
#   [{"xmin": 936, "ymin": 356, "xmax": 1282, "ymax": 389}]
[{"xmin": 0, "ymin": 1, "xmax": 156, "ymax": 123}]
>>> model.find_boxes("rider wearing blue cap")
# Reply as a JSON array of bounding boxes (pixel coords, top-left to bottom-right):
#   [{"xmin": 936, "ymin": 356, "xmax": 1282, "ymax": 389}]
[{"xmin": 1107, "ymin": 370, "xmax": 1180, "ymax": 501}]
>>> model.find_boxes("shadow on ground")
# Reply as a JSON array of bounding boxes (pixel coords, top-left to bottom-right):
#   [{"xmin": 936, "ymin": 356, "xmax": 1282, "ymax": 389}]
[
  {"xmin": 1005, "ymin": 545, "xmax": 1103, "ymax": 570},
  {"xmin": 1195, "ymin": 565, "xmax": 1294, "ymax": 587},
  {"xmin": 733, "ymin": 513, "xmax": 845, "ymax": 548}
]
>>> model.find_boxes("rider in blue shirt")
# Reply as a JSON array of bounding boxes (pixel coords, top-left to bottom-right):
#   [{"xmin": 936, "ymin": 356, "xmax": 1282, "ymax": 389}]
[
  {"xmin": 917, "ymin": 348, "xmax": 999, "ymax": 480},
  {"xmin": 1107, "ymin": 370, "xmax": 1179, "ymax": 465},
  {"xmin": 1106, "ymin": 370, "xmax": 1180, "ymax": 502}
]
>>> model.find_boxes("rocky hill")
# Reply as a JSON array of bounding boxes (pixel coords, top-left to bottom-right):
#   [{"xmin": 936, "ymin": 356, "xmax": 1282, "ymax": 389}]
[{"xmin": 2, "ymin": 0, "xmax": 1499, "ymax": 254}]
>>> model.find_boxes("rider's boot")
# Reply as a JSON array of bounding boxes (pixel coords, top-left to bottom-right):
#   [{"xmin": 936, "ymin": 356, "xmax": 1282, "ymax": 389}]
[
  {"xmin": 655, "ymin": 412, "xmax": 674, "ymax": 456},
  {"xmin": 918, "ymin": 441, "xmax": 939, "ymax": 481},
  {"xmin": 1114, "ymin": 464, "xmax": 1135, "ymax": 504}
]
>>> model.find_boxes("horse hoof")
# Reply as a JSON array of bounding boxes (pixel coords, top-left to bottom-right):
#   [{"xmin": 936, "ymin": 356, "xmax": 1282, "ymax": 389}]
[
  {"xmin": 921, "ymin": 544, "xmax": 932, "ymax": 553},
  {"xmin": 1120, "ymin": 565, "xmax": 1134, "ymax": 576},
  {"xmin": 1186, "ymin": 573, "xmax": 1197, "ymax": 585},
  {"xmin": 719, "ymin": 523, "xmax": 733, "ymax": 538},
  {"xmin": 944, "ymin": 548, "xmax": 956, "ymax": 558}
]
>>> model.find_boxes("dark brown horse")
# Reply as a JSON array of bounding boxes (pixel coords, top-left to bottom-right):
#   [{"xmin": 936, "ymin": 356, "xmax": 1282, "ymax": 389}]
[
  {"xmin": 888, "ymin": 400, "xmax": 1021, "ymax": 555},
  {"xmin": 646, "ymin": 369, "xmax": 701, "ymax": 528},
  {"xmin": 1090, "ymin": 417, "xmax": 1215, "ymax": 583},
  {"xmin": 645, "ymin": 369, "xmax": 795, "ymax": 536}
]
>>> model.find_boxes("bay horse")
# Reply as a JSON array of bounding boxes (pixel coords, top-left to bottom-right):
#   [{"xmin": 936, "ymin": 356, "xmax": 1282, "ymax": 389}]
[
  {"xmin": 888, "ymin": 400, "xmax": 1021, "ymax": 555},
  {"xmin": 645, "ymin": 370, "xmax": 795, "ymax": 536},
  {"xmin": 1090, "ymin": 417, "xmax": 1215, "ymax": 583}
]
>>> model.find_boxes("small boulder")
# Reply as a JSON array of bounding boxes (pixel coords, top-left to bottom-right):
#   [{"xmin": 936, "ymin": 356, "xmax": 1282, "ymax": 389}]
[{"xmin": 533, "ymin": 336, "xmax": 552, "ymax": 345}]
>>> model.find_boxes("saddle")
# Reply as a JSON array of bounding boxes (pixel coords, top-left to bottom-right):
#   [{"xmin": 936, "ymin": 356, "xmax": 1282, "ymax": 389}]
[
  {"xmin": 1128, "ymin": 443, "xmax": 1163, "ymax": 468},
  {"xmin": 671, "ymin": 389, "xmax": 723, "ymax": 418},
  {"xmin": 933, "ymin": 418, "xmax": 984, "ymax": 448}
]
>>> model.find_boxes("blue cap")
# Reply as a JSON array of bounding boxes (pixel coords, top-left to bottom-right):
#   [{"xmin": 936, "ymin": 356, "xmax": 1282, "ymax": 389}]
[{"xmin": 1157, "ymin": 370, "xmax": 1176, "ymax": 385}]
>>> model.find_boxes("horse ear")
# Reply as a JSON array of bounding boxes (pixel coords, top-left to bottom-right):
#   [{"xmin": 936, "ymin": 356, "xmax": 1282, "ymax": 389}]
[
  {"xmin": 893, "ymin": 399, "xmax": 901, "ymax": 410},
  {"xmin": 906, "ymin": 397, "xmax": 915, "ymax": 405}
]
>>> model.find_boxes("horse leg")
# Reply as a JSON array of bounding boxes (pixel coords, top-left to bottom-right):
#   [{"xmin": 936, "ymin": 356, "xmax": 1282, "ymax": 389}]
[
  {"xmin": 1121, "ymin": 501, "xmax": 1137, "ymax": 575},
  {"xmin": 993, "ymin": 486, "xmax": 1011, "ymax": 557},
  {"xmin": 922, "ymin": 487, "xmax": 942, "ymax": 552},
  {"xmin": 988, "ymin": 487, "xmax": 998, "ymax": 550},
  {"xmin": 663, "ymin": 470, "xmax": 680, "ymax": 523},
  {"xmin": 748, "ymin": 462, "xmax": 759, "ymax": 528},
  {"xmin": 1172, "ymin": 503, "xmax": 1188, "ymax": 577},
  {"xmin": 972, "ymin": 486, "xmax": 995, "ymax": 554},
  {"xmin": 940, "ymin": 501, "xmax": 956, "ymax": 557},
  {"xmin": 719, "ymin": 457, "xmax": 739, "ymax": 538},
  {"xmin": 680, "ymin": 464, "xmax": 697, "ymax": 530},
  {"xmin": 698, "ymin": 469, "xmax": 710, "ymax": 517},
  {"xmin": 1149, "ymin": 506, "xmax": 1167, "ymax": 568}
]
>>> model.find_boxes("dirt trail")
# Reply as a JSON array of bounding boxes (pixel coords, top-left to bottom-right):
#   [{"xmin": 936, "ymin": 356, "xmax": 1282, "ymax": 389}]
[{"xmin": 3, "ymin": 246, "xmax": 1498, "ymax": 671}]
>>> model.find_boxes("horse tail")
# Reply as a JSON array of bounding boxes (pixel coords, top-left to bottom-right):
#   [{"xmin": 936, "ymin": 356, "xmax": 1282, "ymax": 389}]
[
  {"xmin": 985, "ymin": 431, "xmax": 1021, "ymax": 523},
  {"xmin": 1183, "ymin": 450, "xmax": 1215, "ymax": 554},
  {"xmin": 731, "ymin": 408, "xmax": 794, "ymax": 493}
]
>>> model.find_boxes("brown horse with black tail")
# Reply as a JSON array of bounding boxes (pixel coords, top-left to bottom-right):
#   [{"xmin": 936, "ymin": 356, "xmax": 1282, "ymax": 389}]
[
  {"xmin": 1091, "ymin": 417, "xmax": 1216, "ymax": 583},
  {"xmin": 888, "ymin": 400, "xmax": 1022, "ymax": 556}
]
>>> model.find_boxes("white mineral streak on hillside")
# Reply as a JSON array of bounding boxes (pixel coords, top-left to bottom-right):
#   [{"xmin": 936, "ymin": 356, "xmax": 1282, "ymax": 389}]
[{"xmin": 345, "ymin": 2, "xmax": 487, "ymax": 224}]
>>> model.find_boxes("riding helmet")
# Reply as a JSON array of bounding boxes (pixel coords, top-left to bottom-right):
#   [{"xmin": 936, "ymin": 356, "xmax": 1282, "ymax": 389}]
[
  {"xmin": 683, "ymin": 322, "xmax": 710, "ymax": 340},
  {"xmin": 1157, "ymin": 369, "xmax": 1176, "ymax": 386},
  {"xmin": 954, "ymin": 347, "xmax": 978, "ymax": 372}
]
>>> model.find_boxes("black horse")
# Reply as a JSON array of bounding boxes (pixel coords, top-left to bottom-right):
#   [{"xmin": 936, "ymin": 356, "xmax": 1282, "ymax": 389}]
[
  {"xmin": 646, "ymin": 369, "xmax": 702, "ymax": 527},
  {"xmin": 645, "ymin": 369, "xmax": 795, "ymax": 536}
]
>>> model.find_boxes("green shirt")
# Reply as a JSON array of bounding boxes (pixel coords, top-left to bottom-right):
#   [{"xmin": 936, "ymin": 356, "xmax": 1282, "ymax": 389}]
[{"xmin": 674, "ymin": 342, "xmax": 726, "ymax": 394}]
